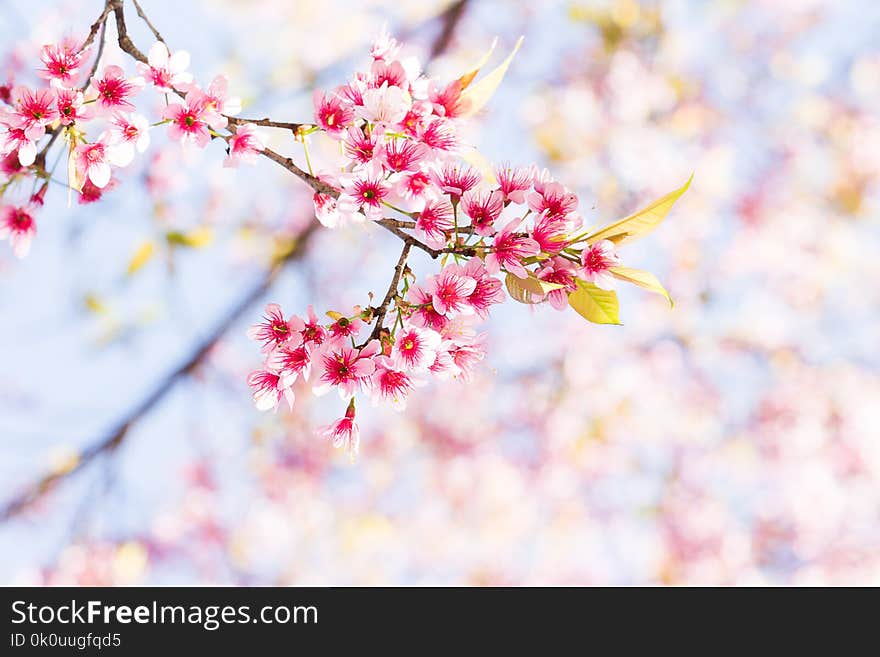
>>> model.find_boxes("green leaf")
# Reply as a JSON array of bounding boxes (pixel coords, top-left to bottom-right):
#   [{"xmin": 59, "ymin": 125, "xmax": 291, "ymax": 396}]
[
  {"xmin": 585, "ymin": 174, "xmax": 692, "ymax": 246},
  {"xmin": 568, "ymin": 280, "xmax": 621, "ymax": 325},
  {"xmin": 610, "ymin": 266, "xmax": 674, "ymax": 307}
]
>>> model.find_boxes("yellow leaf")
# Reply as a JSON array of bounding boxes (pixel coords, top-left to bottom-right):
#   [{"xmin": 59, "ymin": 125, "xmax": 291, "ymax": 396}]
[
  {"xmin": 326, "ymin": 311, "xmax": 344, "ymax": 321},
  {"xmin": 84, "ymin": 293, "xmax": 108, "ymax": 315},
  {"xmin": 456, "ymin": 38, "xmax": 498, "ymax": 89},
  {"xmin": 610, "ymin": 266, "xmax": 674, "ymax": 306},
  {"xmin": 459, "ymin": 36, "xmax": 524, "ymax": 118},
  {"xmin": 460, "ymin": 147, "xmax": 497, "ymax": 186},
  {"xmin": 126, "ymin": 240, "xmax": 156, "ymax": 276},
  {"xmin": 568, "ymin": 280, "xmax": 621, "ymax": 325},
  {"xmin": 504, "ymin": 272, "xmax": 564, "ymax": 304},
  {"xmin": 166, "ymin": 226, "xmax": 213, "ymax": 248},
  {"xmin": 585, "ymin": 174, "xmax": 692, "ymax": 246}
]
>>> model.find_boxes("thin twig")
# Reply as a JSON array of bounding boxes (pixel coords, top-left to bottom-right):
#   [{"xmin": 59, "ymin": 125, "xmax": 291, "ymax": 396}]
[
  {"xmin": 368, "ymin": 242, "xmax": 412, "ymax": 341},
  {"xmin": 132, "ymin": 0, "xmax": 166, "ymax": 44}
]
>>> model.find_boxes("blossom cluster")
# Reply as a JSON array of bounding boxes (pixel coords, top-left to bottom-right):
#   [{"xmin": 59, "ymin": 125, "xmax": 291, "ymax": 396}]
[
  {"xmin": 247, "ymin": 34, "xmax": 688, "ymax": 454},
  {"xmin": 0, "ymin": 35, "xmax": 264, "ymax": 257}
]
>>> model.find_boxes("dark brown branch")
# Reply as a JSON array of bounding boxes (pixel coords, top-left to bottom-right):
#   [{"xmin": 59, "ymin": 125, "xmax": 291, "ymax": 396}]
[
  {"xmin": 430, "ymin": 0, "xmax": 469, "ymax": 60},
  {"xmin": 79, "ymin": 0, "xmax": 113, "ymax": 53},
  {"xmin": 258, "ymin": 147, "xmax": 338, "ymax": 196},
  {"xmin": 132, "ymin": 0, "xmax": 166, "ymax": 45},
  {"xmin": 226, "ymin": 116, "xmax": 308, "ymax": 134},
  {"xmin": 368, "ymin": 242, "xmax": 412, "ymax": 341},
  {"xmin": 110, "ymin": 0, "xmax": 148, "ymax": 64}
]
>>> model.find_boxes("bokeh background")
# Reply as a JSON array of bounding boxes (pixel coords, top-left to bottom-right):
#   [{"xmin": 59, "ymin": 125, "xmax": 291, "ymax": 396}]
[{"xmin": 1, "ymin": 0, "xmax": 878, "ymax": 585}]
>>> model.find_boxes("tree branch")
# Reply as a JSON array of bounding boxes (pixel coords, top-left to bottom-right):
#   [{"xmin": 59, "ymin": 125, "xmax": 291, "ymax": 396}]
[{"xmin": 368, "ymin": 242, "xmax": 412, "ymax": 341}]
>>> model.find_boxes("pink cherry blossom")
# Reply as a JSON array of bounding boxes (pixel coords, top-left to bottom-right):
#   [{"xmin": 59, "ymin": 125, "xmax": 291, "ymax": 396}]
[
  {"xmin": 433, "ymin": 162, "xmax": 481, "ymax": 199},
  {"xmin": 55, "ymin": 88, "xmax": 90, "ymax": 126},
  {"xmin": 11, "ymin": 86, "xmax": 58, "ymax": 138},
  {"xmin": 109, "ymin": 112, "xmax": 150, "ymax": 164},
  {"xmin": 461, "ymin": 188, "xmax": 504, "ymax": 236},
  {"xmin": 0, "ymin": 204, "xmax": 37, "ymax": 258},
  {"xmin": 485, "ymin": 218, "xmax": 540, "ymax": 278},
  {"xmin": 266, "ymin": 344, "xmax": 313, "ymax": 388},
  {"xmin": 496, "ymin": 164, "xmax": 533, "ymax": 204},
  {"xmin": 73, "ymin": 131, "xmax": 129, "ymax": 189},
  {"xmin": 425, "ymin": 268, "xmax": 477, "ymax": 316},
  {"xmin": 342, "ymin": 164, "xmax": 390, "ymax": 221},
  {"xmin": 224, "ymin": 123, "xmax": 265, "ymax": 168},
  {"xmin": 318, "ymin": 400, "xmax": 360, "ymax": 455},
  {"xmin": 93, "ymin": 65, "xmax": 143, "ymax": 113},
  {"xmin": 379, "ymin": 138, "xmax": 428, "ymax": 173},
  {"xmin": 137, "ymin": 42, "xmax": 192, "ymax": 92},
  {"xmin": 536, "ymin": 257, "xmax": 579, "ymax": 310},
  {"xmin": 527, "ymin": 179, "xmax": 578, "ymax": 219},
  {"xmin": 391, "ymin": 324, "xmax": 441, "ymax": 372},
  {"xmin": 419, "ymin": 118, "xmax": 458, "ymax": 152},
  {"xmin": 313, "ymin": 90, "xmax": 354, "ymax": 136},
  {"xmin": 370, "ymin": 356, "xmax": 416, "ymax": 407},
  {"xmin": 247, "ymin": 303, "xmax": 305, "ymax": 353},
  {"xmin": 161, "ymin": 91, "xmax": 211, "ymax": 147},
  {"xmin": 579, "ymin": 239, "xmax": 620, "ymax": 290},
  {"xmin": 38, "ymin": 39, "xmax": 87, "ymax": 87},
  {"xmin": 199, "ymin": 75, "xmax": 241, "ymax": 129},
  {"xmin": 247, "ymin": 369, "xmax": 294, "ymax": 413},
  {"xmin": 342, "ymin": 126, "xmax": 378, "ymax": 165},
  {"xmin": 327, "ymin": 315, "xmax": 363, "ymax": 347},
  {"xmin": 358, "ymin": 83, "xmax": 409, "ymax": 126},
  {"xmin": 315, "ymin": 343, "xmax": 379, "ymax": 398},
  {"xmin": 0, "ymin": 126, "xmax": 38, "ymax": 166},
  {"xmin": 301, "ymin": 305, "xmax": 329, "ymax": 348},
  {"xmin": 369, "ymin": 59, "xmax": 407, "ymax": 89},
  {"xmin": 456, "ymin": 257, "xmax": 505, "ymax": 318},
  {"xmin": 414, "ymin": 199, "xmax": 454, "ymax": 248},
  {"xmin": 405, "ymin": 284, "xmax": 449, "ymax": 332}
]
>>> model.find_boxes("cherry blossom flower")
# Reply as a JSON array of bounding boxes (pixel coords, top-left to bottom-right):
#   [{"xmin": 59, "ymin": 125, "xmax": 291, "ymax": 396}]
[
  {"xmin": 391, "ymin": 324, "xmax": 441, "ymax": 372},
  {"xmin": 495, "ymin": 163, "xmax": 533, "ymax": 204},
  {"xmin": 266, "ymin": 344, "xmax": 312, "ymax": 388},
  {"xmin": 405, "ymin": 284, "xmax": 449, "ymax": 332},
  {"xmin": 11, "ymin": 86, "xmax": 58, "ymax": 138},
  {"xmin": 318, "ymin": 400, "xmax": 360, "ymax": 455},
  {"xmin": 425, "ymin": 268, "xmax": 477, "ymax": 316},
  {"xmin": 456, "ymin": 258, "xmax": 505, "ymax": 318},
  {"xmin": 528, "ymin": 179, "xmax": 578, "ymax": 219},
  {"xmin": 341, "ymin": 164, "xmax": 390, "ymax": 221},
  {"xmin": 315, "ymin": 342, "xmax": 379, "ymax": 398},
  {"xmin": 313, "ymin": 90, "xmax": 354, "ymax": 136},
  {"xmin": 530, "ymin": 213, "xmax": 578, "ymax": 254},
  {"xmin": 55, "ymin": 88, "xmax": 90, "ymax": 126},
  {"xmin": 161, "ymin": 91, "xmax": 210, "ymax": 147},
  {"xmin": 198, "ymin": 75, "xmax": 241, "ymax": 129},
  {"xmin": 301, "ymin": 305, "xmax": 329, "ymax": 349},
  {"xmin": 433, "ymin": 162, "xmax": 481, "ymax": 199},
  {"xmin": 73, "ymin": 131, "xmax": 129, "ymax": 189},
  {"xmin": 461, "ymin": 189, "xmax": 504, "ymax": 236},
  {"xmin": 92, "ymin": 65, "xmax": 143, "ymax": 113},
  {"xmin": 224, "ymin": 123, "xmax": 264, "ymax": 168},
  {"xmin": 369, "ymin": 59, "xmax": 407, "ymax": 89},
  {"xmin": 536, "ymin": 257, "xmax": 579, "ymax": 310},
  {"xmin": 327, "ymin": 315, "xmax": 363, "ymax": 347},
  {"xmin": 247, "ymin": 369, "xmax": 294, "ymax": 412},
  {"xmin": 429, "ymin": 79, "xmax": 467, "ymax": 118},
  {"xmin": 369, "ymin": 356, "xmax": 416, "ymax": 407},
  {"xmin": 419, "ymin": 118, "xmax": 458, "ymax": 152},
  {"xmin": 247, "ymin": 303, "xmax": 305, "ymax": 353},
  {"xmin": 358, "ymin": 83, "xmax": 409, "ymax": 126},
  {"xmin": 485, "ymin": 218, "xmax": 540, "ymax": 278},
  {"xmin": 137, "ymin": 42, "xmax": 192, "ymax": 92},
  {"xmin": 109, "ymin": 112, "xmax": 150, "ymax": 164},
  {"xmin": 38, "ymin": 39, "xmax": 87, "ymax": 87},
  {"xmin": 414, "ymin": 199, "xmax": 454, "ymax": 248},
  {"xmin": 380, "ymin": 138, "xmax": 428, "ymax": 173},
  {"xmin": 0, "ymin": 126, "xmax": 38, "ymax": 166},
  {"xmin": 579, "ymin": 239, "xmax": 620, "ymax": 290},
  {"xmin": 342, "ymin": 126, "xmax": 378, "ymax": 165},
  {"xmin": 0, "ymin": 204, "xmax": 36, "ymax": 258}
]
